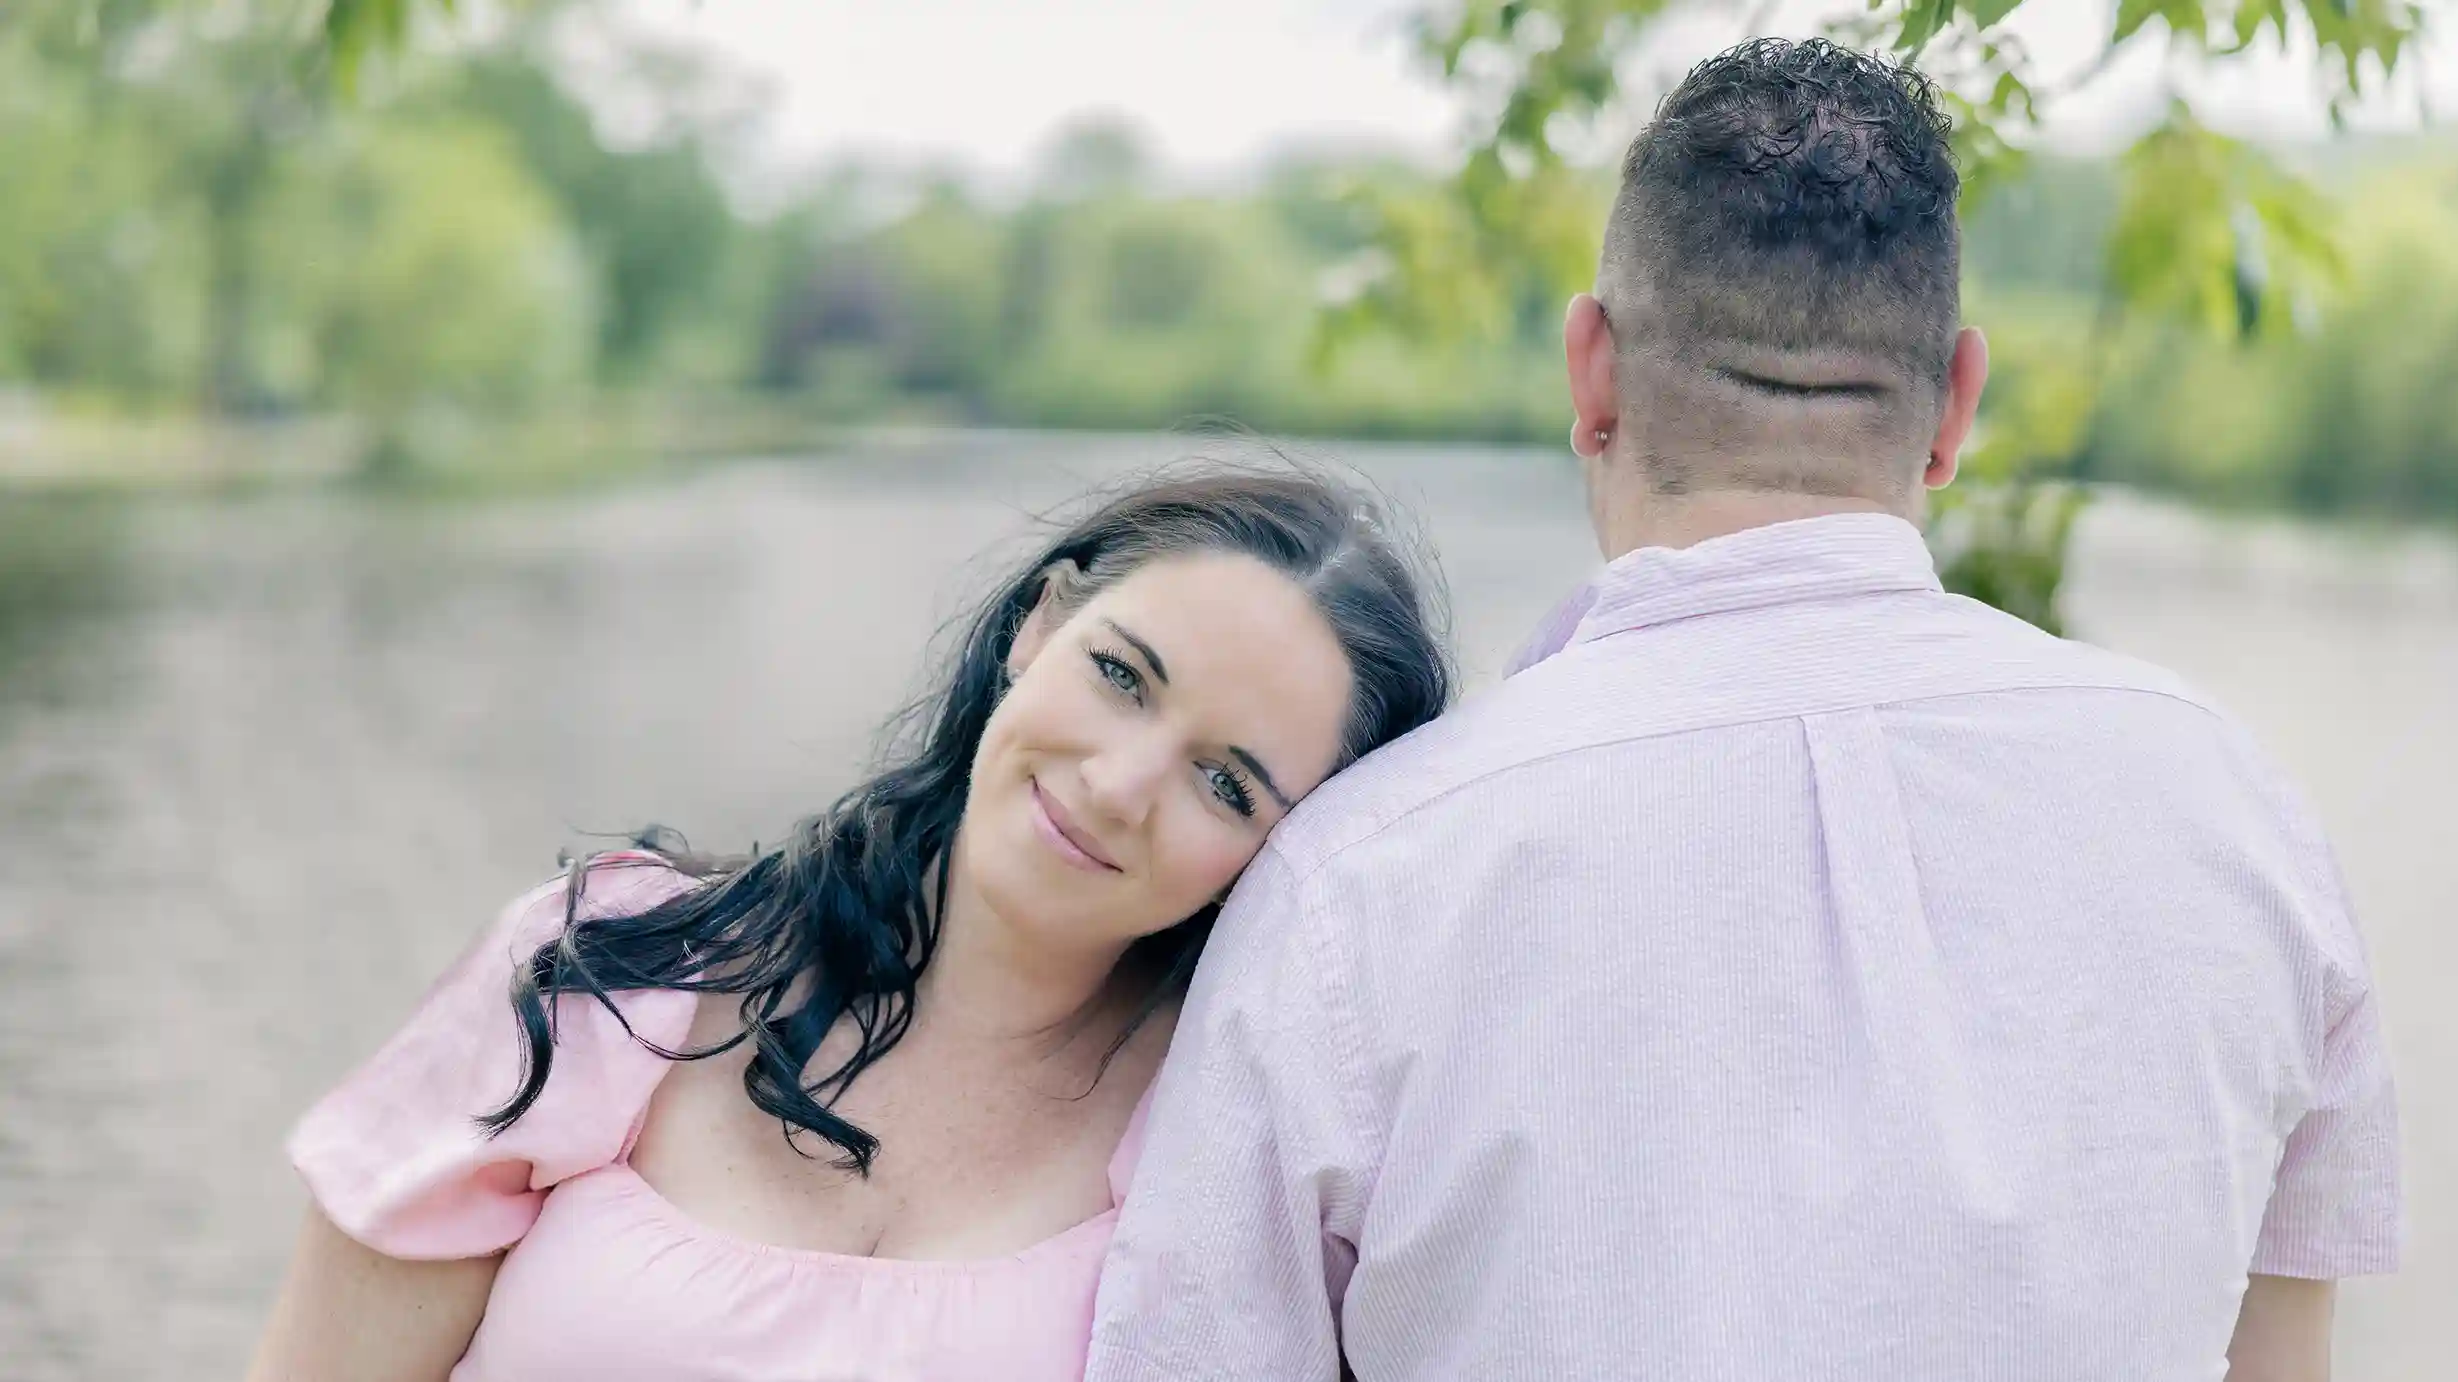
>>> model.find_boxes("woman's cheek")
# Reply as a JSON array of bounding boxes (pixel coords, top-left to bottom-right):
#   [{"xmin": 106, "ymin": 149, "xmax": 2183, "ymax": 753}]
[{"xmin": 1155, "ymin": 813, "xmax": 1259, "ymax": 918}]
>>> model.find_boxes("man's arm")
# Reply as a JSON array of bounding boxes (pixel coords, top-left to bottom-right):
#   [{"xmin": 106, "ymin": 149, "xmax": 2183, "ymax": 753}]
[
  {"xmin": 2237, "ymin": 735, "xmax": 2403, "ymax": 1287},
  {"xmin": 2224, "ymin": 1275, "xmax": 2335, "ymax": 1382},
  {"xmin": 2221, "ymin": 981, "xmax": 2392, "ymax": 1382},
  {"xmin": 1086, "ymin": 845, "xmax": 1373, "ymax": 1382},
  {"xmin": 2224, "ymin": 761, "xmax": 2397, "ymax": 1382}
]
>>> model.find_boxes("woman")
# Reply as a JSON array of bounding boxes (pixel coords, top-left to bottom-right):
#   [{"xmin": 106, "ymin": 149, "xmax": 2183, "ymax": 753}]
[{"xmin": 247, "ymin": 469, "xmax": 1452, "ymax": 1381}]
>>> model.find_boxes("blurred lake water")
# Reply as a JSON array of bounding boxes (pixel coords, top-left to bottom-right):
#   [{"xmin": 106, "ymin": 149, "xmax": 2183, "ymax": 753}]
[{"xmin": 2, "ymin": 432, "xmax": 2450, "ymax": 1378}]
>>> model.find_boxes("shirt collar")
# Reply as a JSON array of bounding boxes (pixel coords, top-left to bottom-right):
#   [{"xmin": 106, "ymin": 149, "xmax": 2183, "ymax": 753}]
[{"xmin": 1571, "ymin": 512, "xmax": 1942, "ymax": 646}]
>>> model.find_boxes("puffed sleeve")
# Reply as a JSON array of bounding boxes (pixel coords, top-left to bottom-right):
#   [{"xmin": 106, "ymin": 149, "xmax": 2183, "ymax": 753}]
[{"xmin": 286, "ymin": 853, "xmax": 703, "ymax": 1259}]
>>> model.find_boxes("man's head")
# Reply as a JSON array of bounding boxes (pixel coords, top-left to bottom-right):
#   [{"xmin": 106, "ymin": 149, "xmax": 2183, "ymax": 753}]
[{"xmin": 1566, "ymin": 38, "xmax": 1988, "ymax": 552}]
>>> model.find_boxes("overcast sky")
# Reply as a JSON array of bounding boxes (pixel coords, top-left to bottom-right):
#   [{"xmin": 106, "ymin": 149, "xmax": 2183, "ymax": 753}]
[{"xmin": 610, "ymin": 0, "xmax": 2452, "ymax": 184}]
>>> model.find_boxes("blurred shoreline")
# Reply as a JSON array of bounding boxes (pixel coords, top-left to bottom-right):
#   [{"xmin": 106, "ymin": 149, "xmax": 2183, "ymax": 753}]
[
  {"xmin": 0, "ymin": 394, "xmax": 849, "ymax": 492},
  {"xmin": 0, "ymin": 398, "xmax": 1572, "ymax": 494},
  {"xmin": 9, "ymin": 409, "xmax": 2456, "ymax": 586}
]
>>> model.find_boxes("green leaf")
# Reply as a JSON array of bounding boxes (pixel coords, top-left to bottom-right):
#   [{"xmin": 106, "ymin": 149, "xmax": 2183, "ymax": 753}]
[
  {"xmin": 2104, "ymin": 107, "xmax": 2341, "ymax": 345},
  {"xmin": 1966, "ymin": 0, "xmax": 2025, "ymax": 28},
  {"xmin": 1897, "ymin": 0, "xmax": 1952, "ymax": 51},
  {"xmin": 2112, "ymin": 0, "xmax": 2163, "ymax": 43},
  {"xmin": 2227, "ymin": 0, "xmax": 2290, "ymax": 50},
  {"xmin": 2232, "ymin": 205, "xmax": 2268, "ymax": 339},
  {"xmin": 1989, "ymin": 69, "xmax": 2035, "ymax": 119},
  {"xmin": 319, "ymin": 0, "xmax": 479, "ymax": 93},
  {"xmin": 2108, "ymin": 0, "xmax": 2217, "ymax": 47}
]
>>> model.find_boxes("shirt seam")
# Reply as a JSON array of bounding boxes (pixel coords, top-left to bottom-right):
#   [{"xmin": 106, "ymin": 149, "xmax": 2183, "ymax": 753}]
[
  {"xmin": 1281, "ymin": 678, "xmax": 2231, "ymax": 882},
  {"xmin": 1280, "ymin": 842, "xmax": 1388, "ymax": 1228},
  {"xmin": 1568, "ymin": 578, "xmax": 1946, "ymax": 645}
]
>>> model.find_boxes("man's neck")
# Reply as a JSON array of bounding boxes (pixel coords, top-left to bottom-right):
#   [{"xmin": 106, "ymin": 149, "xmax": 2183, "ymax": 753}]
[{"xmin": 1599, "ymin": 487, "xmax": 1910, "ymax": 562}]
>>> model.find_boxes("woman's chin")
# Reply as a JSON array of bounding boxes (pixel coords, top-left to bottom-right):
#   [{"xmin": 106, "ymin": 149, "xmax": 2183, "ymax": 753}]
[{"xmin": 969, "ymin": 828, "xmax": 1106, "ymax": 932}]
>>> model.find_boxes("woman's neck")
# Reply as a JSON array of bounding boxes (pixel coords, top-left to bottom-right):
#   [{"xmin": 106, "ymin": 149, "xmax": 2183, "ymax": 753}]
[{"xmin": 915, "ymin": 839, "xmax": 1133, "ymax": 1053}]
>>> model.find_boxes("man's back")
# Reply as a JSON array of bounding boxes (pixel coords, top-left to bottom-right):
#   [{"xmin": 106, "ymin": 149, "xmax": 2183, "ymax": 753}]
[{"xmin": 1086, "ymin": 516, "xmax": 2398, "ymax": 1381}]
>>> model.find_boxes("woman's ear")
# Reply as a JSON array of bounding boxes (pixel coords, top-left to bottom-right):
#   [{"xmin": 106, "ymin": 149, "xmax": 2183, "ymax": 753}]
[{"xmin": 1005, "ymin": 558, "xmax": 1086, "ymax": 680}]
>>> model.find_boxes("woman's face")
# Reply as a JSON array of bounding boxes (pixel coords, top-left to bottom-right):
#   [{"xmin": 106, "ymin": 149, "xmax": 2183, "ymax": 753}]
[{"xmin": 964, "ymin": 551, "xmax": 1354, "ymax": 951}]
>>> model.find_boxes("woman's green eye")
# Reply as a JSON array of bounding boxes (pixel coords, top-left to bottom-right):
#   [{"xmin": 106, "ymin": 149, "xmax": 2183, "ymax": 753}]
[
  {"xmin": 1091, "ymin": 651, "xmax": 1142, "ymax": 697},
  {"xmin": 1207, "ymin": 765, "xmax": 1256, "ymax": 817}
]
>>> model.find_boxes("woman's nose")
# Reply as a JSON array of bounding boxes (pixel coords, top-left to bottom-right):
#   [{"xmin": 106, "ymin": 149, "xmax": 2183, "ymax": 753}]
[{"xmin": 1079, "ymin": 733, "xmax": 1174, "ymax": 826}]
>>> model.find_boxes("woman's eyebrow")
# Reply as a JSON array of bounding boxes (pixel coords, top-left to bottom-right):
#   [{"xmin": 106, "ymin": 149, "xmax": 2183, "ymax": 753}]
[
  {"xmin": 1100, "ymin": 618, "xmax": 1169, "ymax": 685},
  {"xmin": 1229, "ymin": 747, "xmax": 1293, "ymax": 811}
]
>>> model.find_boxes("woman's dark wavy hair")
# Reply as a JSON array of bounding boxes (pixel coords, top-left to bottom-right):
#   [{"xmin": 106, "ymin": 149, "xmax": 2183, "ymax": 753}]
[{"xmin": 479, "ymin": 466, "xmax": 1453, "ymax": 1171}]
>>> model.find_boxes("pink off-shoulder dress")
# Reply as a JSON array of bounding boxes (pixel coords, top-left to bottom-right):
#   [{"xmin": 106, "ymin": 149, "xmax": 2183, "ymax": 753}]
[{"xmin": 287, "ymin": 855, "xmax": 1153, "ymax": 1382}]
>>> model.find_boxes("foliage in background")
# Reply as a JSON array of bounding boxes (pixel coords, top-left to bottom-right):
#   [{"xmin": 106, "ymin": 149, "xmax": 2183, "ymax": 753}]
[
  {"xmin": 4, "ymin": 0, "xmax": 2457, "ymax": 568},
  {"xmin": 2088, "ymin": 148, "xmax": 2458, "ymax": 518},
  {"xmin": 1362, "ymin": 0, "xmax": 2432, "ymax": 629},
  {"xmin": 257, "ymin": 115, "xmax": 599, "ymax": 468},
  {"xmin": 752, "ymin": 136, "xmax": 1566, "ymax": 442},
  {"xmin": 0, "ymin": 0, "xmax": 1570, "ymax": 457}
]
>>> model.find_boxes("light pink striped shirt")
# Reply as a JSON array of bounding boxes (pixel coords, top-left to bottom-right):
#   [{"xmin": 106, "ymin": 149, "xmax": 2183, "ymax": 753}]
[{"xmin": 1086, "ymin": 513, "xmax": 2400, "ymax": 1382}]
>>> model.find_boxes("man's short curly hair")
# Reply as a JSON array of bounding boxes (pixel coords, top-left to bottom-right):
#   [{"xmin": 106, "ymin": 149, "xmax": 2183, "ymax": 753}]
[{"xmin": 1603, "ymin": 38, "xmax": 1961, "ymax": 394}]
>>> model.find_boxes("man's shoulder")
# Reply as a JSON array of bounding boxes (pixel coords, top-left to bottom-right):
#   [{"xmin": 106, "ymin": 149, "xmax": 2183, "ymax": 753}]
[
  {"xmin": 1266, "ymin": 670, "xmax": 1609, "ymax": 878},
  {"xmin": 1269, "ymin": 598, "xmax": 2250, "ymax": 880}
]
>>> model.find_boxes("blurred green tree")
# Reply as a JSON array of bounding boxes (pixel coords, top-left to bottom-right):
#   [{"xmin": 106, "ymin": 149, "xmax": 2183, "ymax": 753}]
[
  {"xmin": 3, "ymin": 0, "xmax": 743, "ymax": 456},
  {"xmin": 451, "ymin": 49, "xmax": 740, "ymax": 384},
  {"xmin": 752, "ymin": 179, "xmax": 1006, "ymax": 414},
  {"xmin": 2085, "ymin": 148, "xmax": 2458, "ymax": 518},
  {"xmin": 257, "ymin": 115, "xmax": 596, "ymax": 465},
  {"xmin": 0, "ymin": 30, "xmax": 200, "ymax": 397},
  {"xmin": 990, "ymin": 196, "xmax": 1297, "ymax": 429},
  {"xmin": 10, "ymin": 0, "xmax": 2452, "ymax": 519},
  {"xmin": 1034, "ymin": 115, "xmax": 1159, "ymax": 202},
  {"xmin": 2, "ymin": 0, "xmax": 342, "ymax": 413}
]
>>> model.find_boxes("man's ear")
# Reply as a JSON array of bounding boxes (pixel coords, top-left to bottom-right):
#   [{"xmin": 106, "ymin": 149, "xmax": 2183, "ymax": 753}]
[
  {"xmin": 1565, "ymin": 293, "xmax": 1620, "ymax": 457},
  {"xmin": 1925, "ymin": 326, "xmax": 1989, "ymax": 490},
  {"xmin": 1006, "ymin": 558, "xmax": 1085, "ymax": 679}
]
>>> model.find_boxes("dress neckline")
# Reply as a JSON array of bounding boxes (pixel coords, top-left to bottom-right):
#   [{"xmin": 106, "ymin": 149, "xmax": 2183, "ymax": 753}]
[
  {"xmin": 584, "ymin": 1071, "xmax": 1155, "ymax": 1272},
  {"xmin": 589, "ymin": 1162, "xmax": 1124, "ymax": 1273}
]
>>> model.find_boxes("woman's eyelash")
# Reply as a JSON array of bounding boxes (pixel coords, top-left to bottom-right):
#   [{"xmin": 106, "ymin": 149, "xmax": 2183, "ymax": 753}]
[
  {"xmin": 1087, "ymin": 647, "xmax": 1144, "ymax": 698},
  {"xmin": 1207, "ymin": 762, "xmax": 1258, "ymax": 818}
]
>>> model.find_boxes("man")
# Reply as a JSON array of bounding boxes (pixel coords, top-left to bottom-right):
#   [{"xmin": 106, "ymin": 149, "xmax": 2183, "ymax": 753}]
[{"xmin": 1084, "ymin": 37, "xmax": 2400, "ymax": 1382}]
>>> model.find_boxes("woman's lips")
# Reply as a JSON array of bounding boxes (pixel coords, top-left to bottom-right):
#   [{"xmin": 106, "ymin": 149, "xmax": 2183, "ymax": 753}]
[{"xmin": 1030, "ymin": 778, "xmax": 1121, "ymax": 872}]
